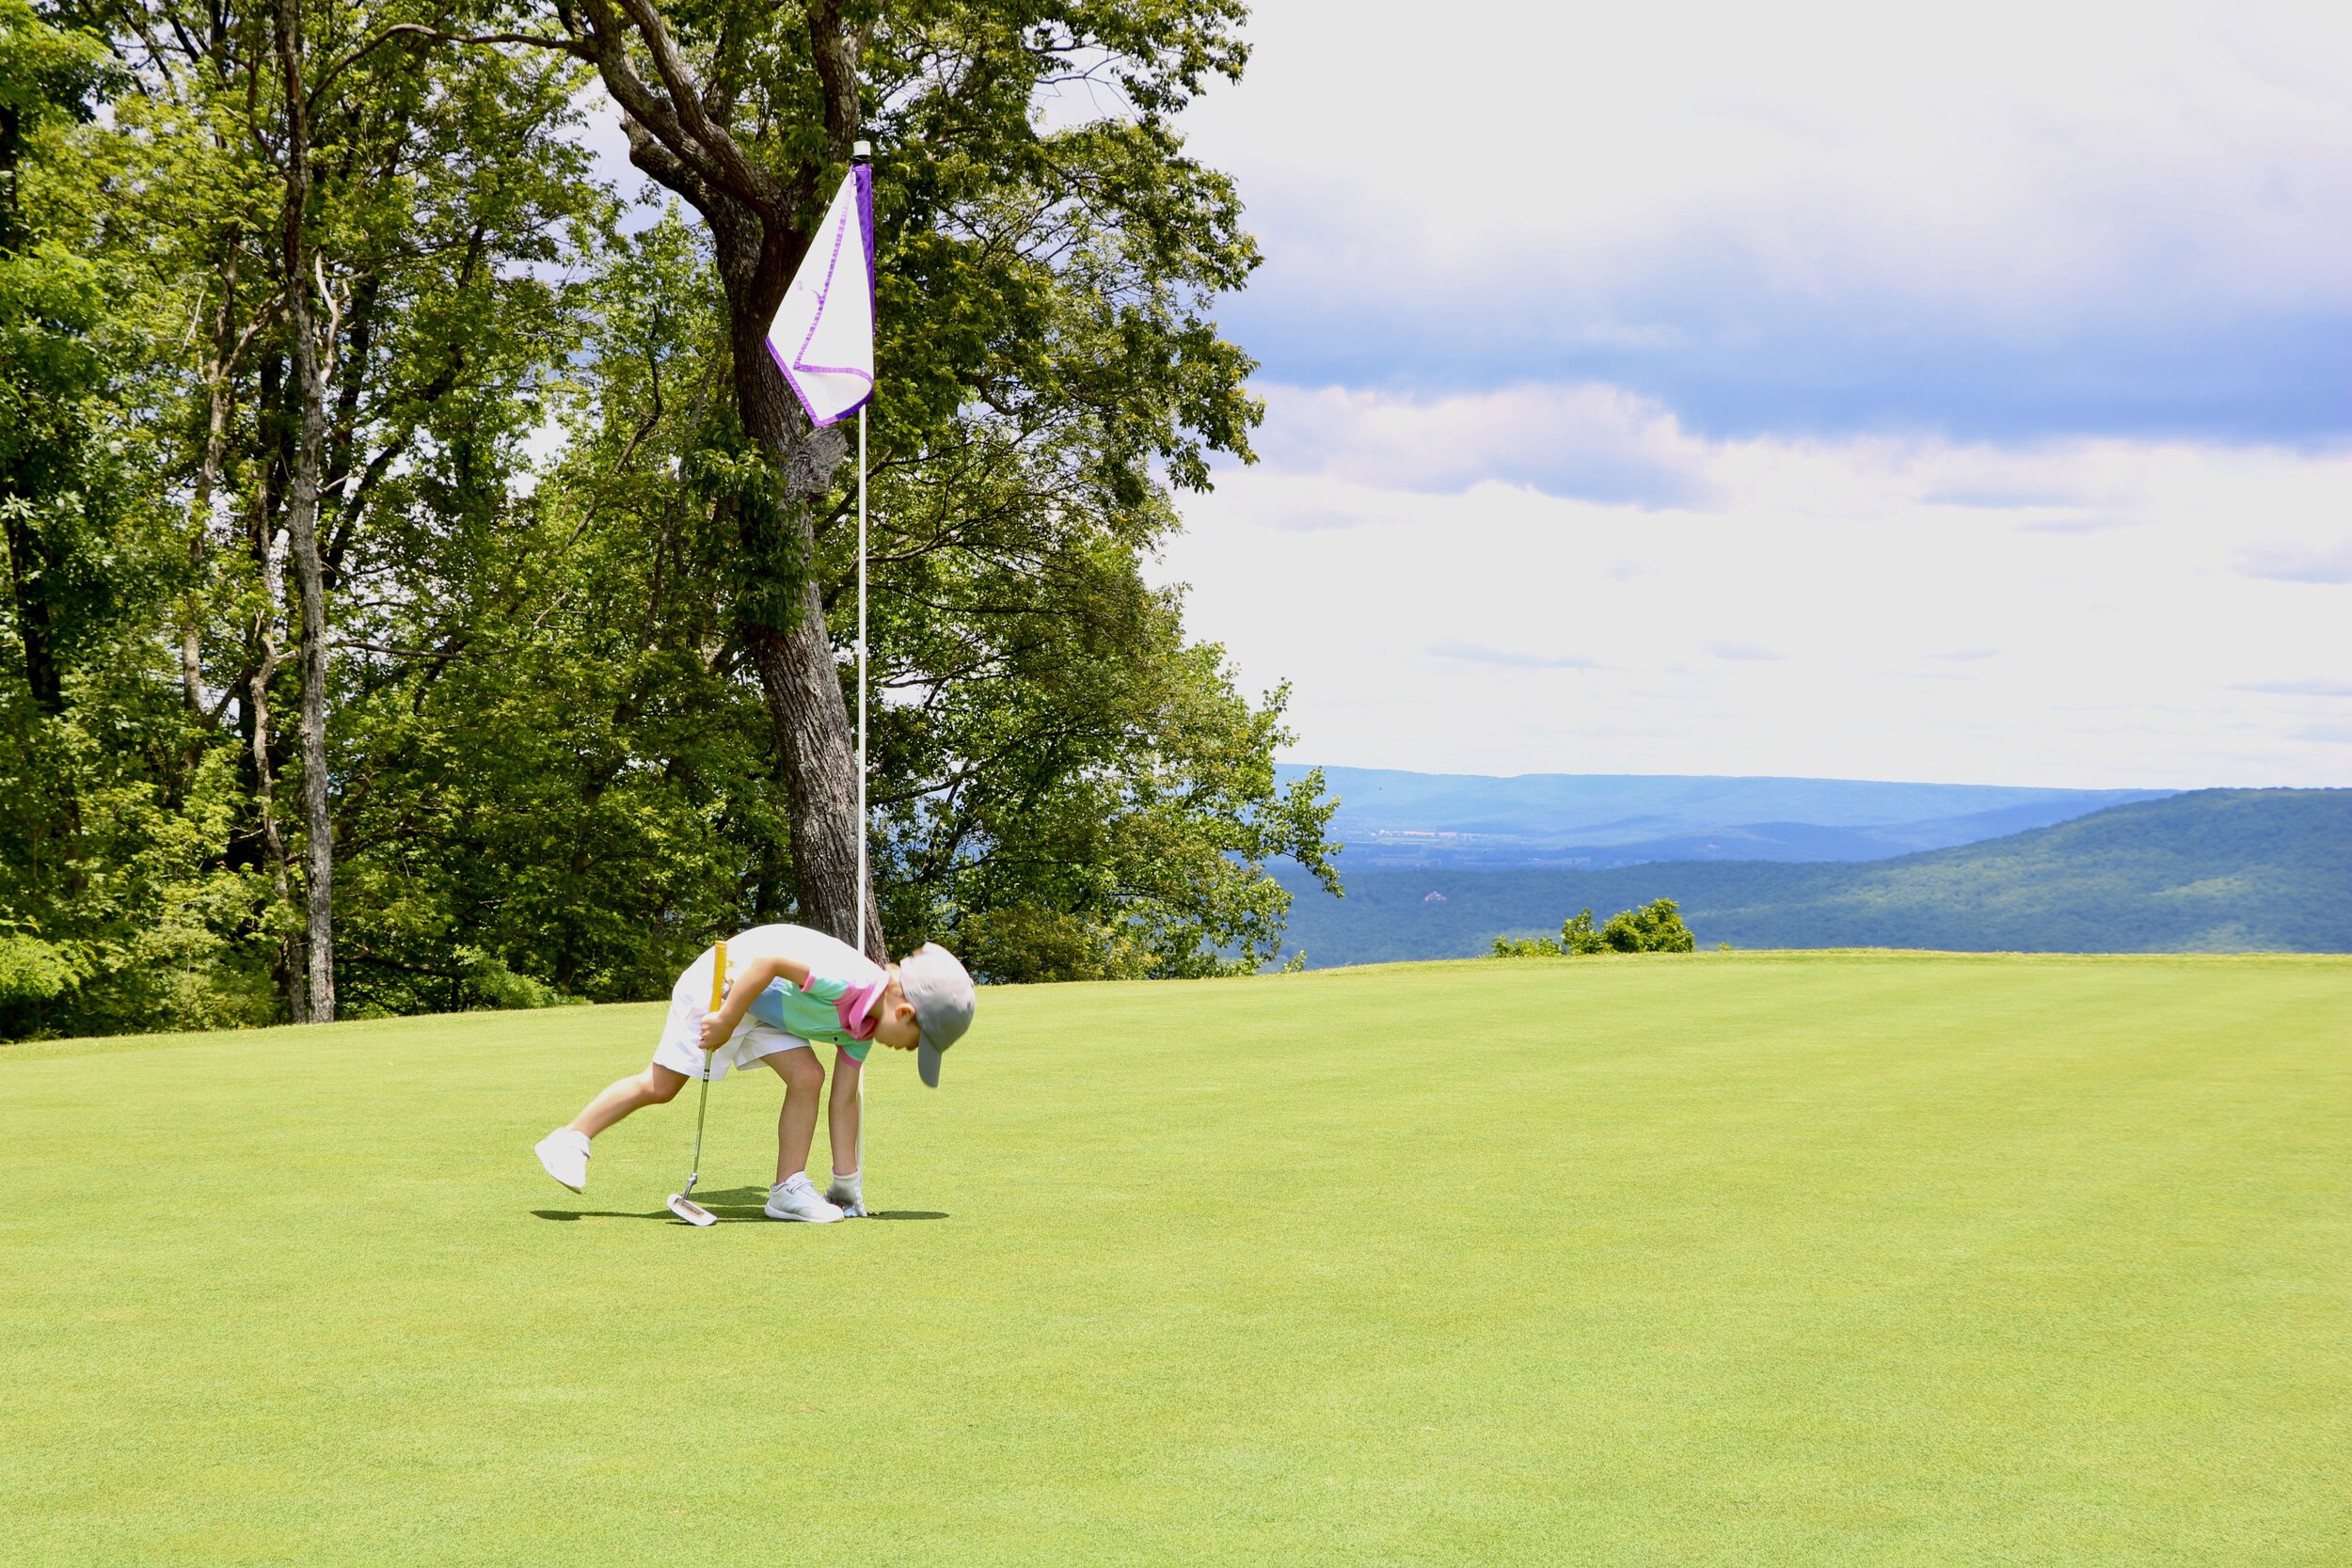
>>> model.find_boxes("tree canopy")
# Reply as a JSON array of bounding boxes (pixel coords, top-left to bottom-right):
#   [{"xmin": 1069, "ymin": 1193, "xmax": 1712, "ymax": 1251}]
[{"xmin": 0, "ymin": 0, "xmax": 1338, "ymax": 1040}]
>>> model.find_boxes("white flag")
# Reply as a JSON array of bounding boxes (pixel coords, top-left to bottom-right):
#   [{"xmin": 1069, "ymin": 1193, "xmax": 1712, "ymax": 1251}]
[{"xmin": 766, "ymin": 166, "xmax": 874, "ymax": 428}]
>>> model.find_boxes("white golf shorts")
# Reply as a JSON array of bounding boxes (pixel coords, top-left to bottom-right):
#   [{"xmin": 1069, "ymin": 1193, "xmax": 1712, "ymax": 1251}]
[{"xmin": 649, "ymin": 949, "xmax": 809, "ymax": 1083}]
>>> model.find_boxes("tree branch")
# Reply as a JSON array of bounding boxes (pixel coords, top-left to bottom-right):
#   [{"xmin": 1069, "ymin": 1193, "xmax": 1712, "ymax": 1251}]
[
  {"xmin": 576, "ymin": 0, "xmax": 780, "ymax": 216},
  {"xmin": 313, "ymin": 24, "xmax": 588, "ymax": 110}
]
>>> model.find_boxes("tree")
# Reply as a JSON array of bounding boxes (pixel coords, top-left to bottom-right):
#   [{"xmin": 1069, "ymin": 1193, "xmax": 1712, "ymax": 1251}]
[
  {"xmin": 1, "ymin": 0, "xmax": 1342, "ymax": 1037},
  {"xmin": 1, "ymin": 0, "xmax": 119, "ymax": 718},
  {"xmin": 397, "ymin": 0, "xmax": 1264, "ymax": 962},
  {"xmin": 326, "ymin": 213, "xmax": 777, "ymax": 1013},
  {"xmin": 1, "ymin": 0, "xmax": 278, "ymax": 1040},
  {"xmin": 267, "ymin": 0, "xmax": 341, "ymax": 1019},
  {"xmin": 91, "ymin": 0, "xmax": 604, "ymax": 1019}
]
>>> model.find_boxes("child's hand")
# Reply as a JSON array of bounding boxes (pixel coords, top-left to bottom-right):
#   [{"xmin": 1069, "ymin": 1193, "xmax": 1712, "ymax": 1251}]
[{"xmin": 698, "ymin": 1012, "xmax": 733, "ymax": 1052}]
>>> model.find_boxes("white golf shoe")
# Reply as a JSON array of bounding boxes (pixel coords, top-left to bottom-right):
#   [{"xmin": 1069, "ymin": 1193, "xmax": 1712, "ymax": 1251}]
[
  {"xmin": 824, "ymin": 1172, "xmax": 866, "ymax": 1218},
  {"xmin": 764, "ymin": 1172, "xmax": 846, "ymax": 1223},
  {"xmin": 534, "ymin": 1129, "xmax": 591, "ymax": 1193}
]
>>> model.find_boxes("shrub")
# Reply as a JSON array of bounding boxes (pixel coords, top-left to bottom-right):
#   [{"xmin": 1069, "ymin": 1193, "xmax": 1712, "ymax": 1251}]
[
  {"xmin": 1490, "ymin": 898, "xmax": 1698, "ymax": 958},
  {"xmin": 1602, "ymin": 897, "xmax": 1697, "ymax": 953},
  {"xmin": 1490, "ymin": 933, "xmax": 1563, "ymax": 958},
  {"xmin": 1561, "ymin": 909, "xmax": 1607, "ymax": 954}
]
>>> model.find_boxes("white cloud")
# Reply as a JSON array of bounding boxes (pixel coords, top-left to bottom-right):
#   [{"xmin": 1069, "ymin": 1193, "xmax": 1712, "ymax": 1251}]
[
  {"xmin": 1159, "ymin": 383, "xmax": 2352, "ymax": 788},
  {"xmin": 2234, "ymin": 679, "xmax": 2352, "ymax": 697},
  {"xmin": 1430, "ymin": 640, "xmax": 1605, "ymax": 671},
  {"xmin": 1179, "ymin": 0, "xmax": 2352, "ymax": 435},
  {"xmin": 1253, "ymin": 383, "xmax": 1713, "ymax": 504},
  {"xmin": 1189, "ymin": 0, "xmax": 2351, "ymax": 313},
  {"xmin": 2233, "ymin": 535, "xmax": 2352, "ymax": 584}
]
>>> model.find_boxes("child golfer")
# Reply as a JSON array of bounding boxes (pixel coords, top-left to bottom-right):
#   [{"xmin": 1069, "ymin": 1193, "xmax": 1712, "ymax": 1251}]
[{"xmin": 534, "ymin": 925, "xmax": 975, "ymax": 1222}]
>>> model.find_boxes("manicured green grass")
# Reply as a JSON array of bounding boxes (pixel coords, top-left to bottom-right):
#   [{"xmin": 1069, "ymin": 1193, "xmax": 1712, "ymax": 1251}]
[{"xmin": 2, "ymin": 953, "xmax": 2345, "ymax": 1566}]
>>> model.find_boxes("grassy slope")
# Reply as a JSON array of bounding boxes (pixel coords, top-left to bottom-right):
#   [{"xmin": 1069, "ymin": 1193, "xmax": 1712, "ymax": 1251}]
[
  {"xmin": 2, "ymin": 954, "xmax": 2346, "ymax": 1567},
  {"xmin": 1279, "ymin": 788, "xmax": 2352, "ymax": 964}
]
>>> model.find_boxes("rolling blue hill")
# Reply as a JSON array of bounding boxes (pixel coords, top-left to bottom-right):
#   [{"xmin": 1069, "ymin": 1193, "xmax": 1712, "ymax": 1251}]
[
  {"xmin": 1273, "ymin": 789, "xmax": 2350, "ymax": 964},
  {"xmin": 1278, "ymin": 766, "xmax": 2169, "ymax": 869}
]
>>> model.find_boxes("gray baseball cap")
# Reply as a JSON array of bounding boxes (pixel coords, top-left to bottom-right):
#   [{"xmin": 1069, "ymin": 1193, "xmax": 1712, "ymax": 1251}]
[{"xmin": 898, "ymin": 942, "xmax": 975, "ymax": 1087}]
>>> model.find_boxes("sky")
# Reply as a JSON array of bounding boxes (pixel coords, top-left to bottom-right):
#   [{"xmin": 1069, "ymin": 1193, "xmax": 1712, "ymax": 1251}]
[{"xmin": 1133, "ymin": 0, "xmax": 2352, "ymax": 788}]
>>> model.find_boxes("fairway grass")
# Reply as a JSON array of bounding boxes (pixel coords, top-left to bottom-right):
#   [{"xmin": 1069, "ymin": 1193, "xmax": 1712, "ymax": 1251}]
[{"xmin": 2, "ymin": 953, "xmax": 2344, "ymax": 1566}]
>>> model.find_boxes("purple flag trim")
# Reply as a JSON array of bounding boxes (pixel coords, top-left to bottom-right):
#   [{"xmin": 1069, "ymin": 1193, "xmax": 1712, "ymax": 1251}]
[{"xmin": 857, "ymin": 161, "xmax": 876, "ymax": 311}]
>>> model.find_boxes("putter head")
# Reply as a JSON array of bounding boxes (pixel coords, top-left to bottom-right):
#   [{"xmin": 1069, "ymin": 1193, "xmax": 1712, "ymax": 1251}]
[{"xmin": 667, "ymin": 1193, "xmax": 718, "ymax": 1227}]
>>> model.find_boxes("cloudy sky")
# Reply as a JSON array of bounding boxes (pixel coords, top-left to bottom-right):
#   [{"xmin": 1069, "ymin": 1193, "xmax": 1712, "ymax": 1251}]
[{"xmin": 1139, "ymin": 0, "xmax": 2351, "ymax": 788}]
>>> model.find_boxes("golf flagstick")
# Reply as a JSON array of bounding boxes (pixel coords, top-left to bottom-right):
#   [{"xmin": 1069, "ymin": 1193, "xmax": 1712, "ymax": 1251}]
[
  {"xmin": 853, "ymin": 138, "xmax": 872, "ymax": 1214},
  {"xmin": 765, "ymin": 138, "xmax": 877, "ymax": 1213},
  {"xmin": 666, "ymin": 939, "xmax": 725, "ymax": 1227},
  {"xmin": 854, "ymin": 398, "xmax": 868, "ymax": 1203}
]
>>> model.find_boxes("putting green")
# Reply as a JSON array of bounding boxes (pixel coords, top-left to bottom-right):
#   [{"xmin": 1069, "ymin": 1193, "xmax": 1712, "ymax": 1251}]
[{"xmin": 2, "ymin": 953, "xmax": 2344, "ymax": 1566}]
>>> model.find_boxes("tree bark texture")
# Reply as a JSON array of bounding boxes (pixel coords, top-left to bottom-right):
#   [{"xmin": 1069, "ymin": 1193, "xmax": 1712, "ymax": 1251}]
[
  {"xmin": 723, "ymin": 259, "xmax": 880, "ymax": 958},
  {"xmin": 183, "ymin": 243, "xmax": 240, "ymax": 715},
  {"xmin": 275, "ymin": 0, "xmax": 337, "ymax": 1020},
  {"xmin": 244, "ymin": 531, "xmax": 304, "ymax": 1023},
  {"xmin": 564, "ymin": 0, "xmax": 882, "ymax": 958}
]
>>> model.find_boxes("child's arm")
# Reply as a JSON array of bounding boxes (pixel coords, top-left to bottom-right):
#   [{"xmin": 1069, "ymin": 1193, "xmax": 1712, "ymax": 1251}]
[{"xmin": 699, "ymin": 954, "xmax": 812, "ymax": 1049}]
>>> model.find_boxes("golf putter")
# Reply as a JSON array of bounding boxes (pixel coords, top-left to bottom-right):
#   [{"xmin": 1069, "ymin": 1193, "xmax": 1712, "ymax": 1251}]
[{"xmin": 667, "ymin": 940, "xmax": 725, "ymax": 1227}]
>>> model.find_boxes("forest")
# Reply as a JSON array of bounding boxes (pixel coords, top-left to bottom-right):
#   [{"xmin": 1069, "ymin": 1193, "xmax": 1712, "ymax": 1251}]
[{"xmin": 0, "ymin": 0, "xmax": 1340, "ymax": 1040}]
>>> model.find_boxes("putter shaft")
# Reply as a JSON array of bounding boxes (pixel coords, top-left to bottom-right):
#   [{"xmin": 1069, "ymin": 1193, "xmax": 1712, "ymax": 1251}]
[
  {"xmin": 682, "ymin": 1063, "xmax": 712, "ymax": 1196},
  {"xmin": 680, "ymin": 938, "xmax": 727, "ymax": 1204}
]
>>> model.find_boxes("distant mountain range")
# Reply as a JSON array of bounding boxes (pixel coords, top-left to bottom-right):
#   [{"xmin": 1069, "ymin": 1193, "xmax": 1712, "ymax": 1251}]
[
  {"xmin": 1273, "ymin": 789, "xmax": 2351, "ymax": 964},
  {"xmin": 1278, "ymin": 766, "xmax": 2171, "ymax": 868}
]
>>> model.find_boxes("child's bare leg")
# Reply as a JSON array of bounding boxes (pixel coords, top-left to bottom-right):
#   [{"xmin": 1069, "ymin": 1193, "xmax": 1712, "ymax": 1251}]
[
  {"xmin": 566, "ymin": 1063, "xmax": 690, "ymax": 1139},
  {"xmin": 764, "ymin": 1047, "xmax": 827, "ymax": 1184},
  {"xmin": 826, "ymin": 1050, "xmax": 864, "ymax": 1177}
]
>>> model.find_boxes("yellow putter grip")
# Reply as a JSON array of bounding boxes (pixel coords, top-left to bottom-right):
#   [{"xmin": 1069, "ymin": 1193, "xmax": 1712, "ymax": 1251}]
[{"xmin": 707, "ymin": 939, "xmax": 729, "ymax": 1046}]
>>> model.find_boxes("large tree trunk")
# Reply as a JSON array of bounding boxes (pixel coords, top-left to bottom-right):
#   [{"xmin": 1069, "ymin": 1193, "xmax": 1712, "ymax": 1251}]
[
  {"xmin": 557, "ymin": 0, "xmax": 881, "ymax": 958},
  {"xmin": 245, "ymin": 353, "xmax": 304, "ymax": 1022},
  {"xmin": 275, "ymin": 0, "xmax": 336, "ymax": 1021},
  {"xmin": 244, "ymin": 543, "xmax": 303, "ymax": 1024},
  {"xmin": 741, "ymin": 605, "xmax": 874, "ymax": 952},
  {"xmin": 288, "ymin": 435, "xmax": 334, "ymax": 1023},
  {"xmin": 722, "ymin": 258, "xmax": 881, "ymax": 958}
]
